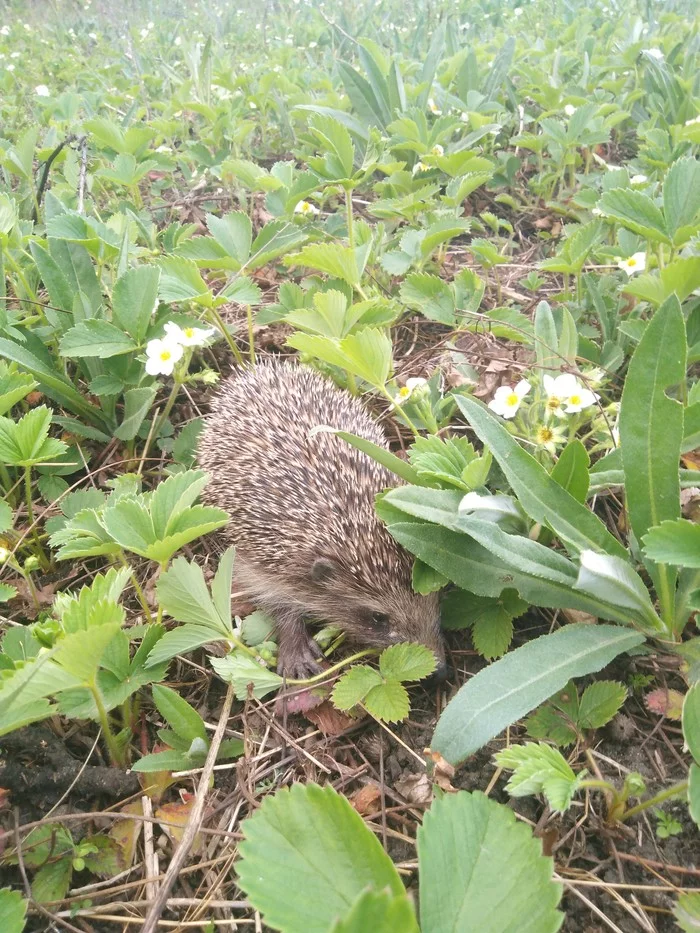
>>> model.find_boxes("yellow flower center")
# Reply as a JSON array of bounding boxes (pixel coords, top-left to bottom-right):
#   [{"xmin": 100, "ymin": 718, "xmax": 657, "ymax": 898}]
[
  {"xmin": 569, "ymin": 394, "xmax": 581, "ymax": 405},
  {"xmin": 537, "ymin": 427, "xmax": 554, "ymax": 443},
  {"xmin": 546, "ymin": 396, "xmax": 561, "ymax": 411},
  {"xmin": 506, "ymin": 392, "xmax": 519, "ymax": 407},
  {"xmin": 160, "ymin": 350, "xmax": 172, "ymax": 361},
  {"xmin": 626, "ymin": 258, "xmax": 636, "ymax": 267},
  {"xmin": 184, "ymin": 328, "xmax": 194, "ymax": 338},
  {"xmin": 398, "ymin": 386, "xmax": 411, "ymax": 398}
]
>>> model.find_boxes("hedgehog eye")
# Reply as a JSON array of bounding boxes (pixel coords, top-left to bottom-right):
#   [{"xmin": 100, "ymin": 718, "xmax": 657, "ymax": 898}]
[{"xmin": 370, "ymin": 611, "xmax": 391, "ymax": 631}]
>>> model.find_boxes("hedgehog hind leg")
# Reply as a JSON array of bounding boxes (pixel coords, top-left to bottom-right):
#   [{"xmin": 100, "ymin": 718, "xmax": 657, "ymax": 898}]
[{"xmin": 274, "ymin": 606, "xmax": 323, "ymax": 679}]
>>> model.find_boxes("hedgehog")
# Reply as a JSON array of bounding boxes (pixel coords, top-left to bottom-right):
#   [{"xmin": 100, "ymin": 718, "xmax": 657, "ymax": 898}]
[{"xmin": 198, "ymin": 359, "xmax": 445, "ymax": 680}]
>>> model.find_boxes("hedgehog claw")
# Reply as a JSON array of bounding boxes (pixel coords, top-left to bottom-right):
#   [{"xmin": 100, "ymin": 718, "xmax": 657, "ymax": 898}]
[{"xmin": 277, "ymin": 636, "xmax": 323, "ymax": 681}]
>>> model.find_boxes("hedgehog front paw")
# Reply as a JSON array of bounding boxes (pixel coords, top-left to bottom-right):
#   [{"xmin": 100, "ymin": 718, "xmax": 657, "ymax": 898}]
[{"xmin": 277, "ymin": 636, "xmax": 323, "ymax": 680}]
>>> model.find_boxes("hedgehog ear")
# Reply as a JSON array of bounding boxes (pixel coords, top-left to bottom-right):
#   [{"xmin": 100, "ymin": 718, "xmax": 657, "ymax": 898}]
[{"xmin": 310, "ymin": 557, "xmax": 338, "ymax": 583}]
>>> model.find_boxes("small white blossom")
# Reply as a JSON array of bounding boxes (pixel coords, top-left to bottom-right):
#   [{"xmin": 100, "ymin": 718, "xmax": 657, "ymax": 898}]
[
  {"xmin": 0, "ymin": 25, "xmax": 10, "ymax": 35},
  {"xmin": 544, "ymin": 373, "xmax": 598, "ymax": 415},
  {"xmin": 6, "ymin": 63, "xmax": 14, "ymax": 72},
  {"xmin": 164, "ymin": 321, "xmax": 215, "ymax": 347},
  {"xmin": 412, "ymin": 161, "xmax": 429, "ymax": 174},
  {"xmin": 460, "ymin": 111, "xmax": 470, "ymax": 123},
  {"xmin": 536, "ymin": 423, "xmax": 566, "ymax": 455},
  {"xmin": 431, "ymin": 144, "xmax": 444, "ymax": 156},
  {"xmin": 643, "ymin": 48, "xmax": 664, "ymax": 61},
  {"xmin": 294, "ymin": 200, "xmax": 319, "ymax": 216},
  {"xmin": 564, "ymin": 104, "xmax": 576, "ymax": 116},
  {"xmin": 88, "ymin": 32, "xmax": 97, "ymax": 39},
  {"xmin": 617, "ymin": 252, "xmax": 646, "ymax": 276},
  {"xmin": 591, "ymin": 207, "xmax": 603, "ymax": 216},
  {"xmin": 0, "ymin": 546, "xmax": 9, "ymax": 562},
  {"xmin": 630, "ymin": 174, "xmax": 648, "ymax": 185},
  {"xmin": 174, "ymin": 36, "xmax": 182, "ymax": 46},
  {"xmin": 427, "ymin": 98, "xmax": 442, "ymax": 115},
  {"xmin": 249, "ymin": 101, "xmax": 257, "ymax": 110},
  {"xmin": 684, "ymin": 115, "xmax": 700, "ymax": 126},
  {"xmin": 145, "ymin": 338, "xmax": 183, "ymax": 376},
  {"xmin": 10, "ymin": 51, "xmax": 20, "ymax": 58},
  {"xmin": 140, "ymin": 28, "xmax": 149, "ymax": 39},
  {"xmin": 488, "ymin": 380, "xmax": 531, "ymax": 419},
  {"xmin": 35, "ymin": 84, "xmax": 50, "ymax": 97},
  {"xmin": 395, "ymin": 377, "xmax": 428, "ymax": 403}
]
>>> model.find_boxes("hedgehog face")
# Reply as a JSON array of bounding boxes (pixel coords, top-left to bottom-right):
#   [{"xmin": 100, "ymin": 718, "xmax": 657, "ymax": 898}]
[{"xmin": 309, "ymin": 557, "xmax": 445, "ymax": 672}]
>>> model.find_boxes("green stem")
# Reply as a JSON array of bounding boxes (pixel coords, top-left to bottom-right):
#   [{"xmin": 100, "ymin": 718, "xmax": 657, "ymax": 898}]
[
  {"xmin": 619, "ymin": 781, "xmax": 688, "ymax": 822},
  {"xmin": 381, "ymin": 387, "xmax": 421, "ymax": 437},
  {"xmin": 24, "ymin": 466, "xmax": 34, "ymax": 528},
  {"xmin": 91, "ymin": 684, "xmax": 125, "ymax": 767},
  {"xmin": 118, "ymin": 553, "xmax": 153, "ymax": 624},
  {"xmin": 207, "ymin": 306, "xmax": 245, "ymax": 367},
  {"xmin": 345, "ymin": 187, "xmax": 355, "ymax": 249},
  {"xmin": 286, "ymin": 648, "xmax": 379, "ymax": 685},
  {"xmin": 0, "ymin": 463, "xmax": 14, "ymax": 497},
  {"xmin": 346, "ymin": 371, "xmax": 358, "ymax": 396},
  {"xmin": 246, "ymin": 305, "xmax": 256, "ymax": 365}
]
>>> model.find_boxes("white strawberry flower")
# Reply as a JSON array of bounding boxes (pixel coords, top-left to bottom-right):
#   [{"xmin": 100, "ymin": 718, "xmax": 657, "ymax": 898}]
[
  {"xmin": 412, "ymin": 161, "xmax": 429, "ymax": 174},
  {"xmin": 543, "ymin": 373, "xmax": 598, "ymax": 417},
  {"xmin": 145, "ymin": 337, "xmax": 184, "ymax": 376},
  {"xmin": 488, "ymin": 380, "xmax": 531, "ymax": 419},
  {"xmin": 643, "ymin": 48, "xmax": 664, "ymax": 61},
  {"xmin": 395, "ymin": 377, "xmax": 428, "ymax": 403},
  {"xmin": 35, "ymin": 84, "xmax": 50, "ymax": 97},
  {"xmin": 0, "ymin": 26, "xmax": 10, "ymax": 36},
  {"xmin": 164, "ymin": 321, "xmax": 215, "ymax": 347},
  {"xmin": 536, "ymin": 423, "xmax": 566, "ymax": 455},
  {"xmin": 294, "ymin": 200, "xmax": 319, "ymax": 216},
  {"xmin": 630, "ymin": 174, "xmax": 648, "ymax": 185},
  {"xmin": 617, "ymin": 252, "xmax": 646, "ymax": 276},
  {"xmin": 431, "ymin": 144, "xmax": 444, "ymax": 156},
  {"xmin": 427, "ymin": 98, "xmax": 442, "ymax": 115},
  {"xmin": 564, "ymin": 104, "xmax": 576, "ymax": 116}
]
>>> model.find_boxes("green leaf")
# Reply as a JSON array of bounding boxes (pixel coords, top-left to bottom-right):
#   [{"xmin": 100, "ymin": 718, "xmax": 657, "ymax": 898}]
[
  {"xmin": 663, "ymin": 157, "xmax": 700, "ymax": 242},
  {"xmin": 332, "ymin": 665, "xmax": 383, "ymax": 710},
  {"xmin": 620, "ymin": 295, "xmax": 685, "ymax": 617},
  {"xmin": 674, "ymin": 892, "xmax": 700, "ymax": 933},
  {"xmin": 550, "ymin": 440, "xmax": 590, "ymax": 504},
  {"xmin": 206, "ymin": 211, "xmax": 252, "ymax": 264},
  {"xmin": 683, "ymin": 682, "xmax": 700, "ymax": 765},
  {"xmin": 156, "ymin": 556, "xmax": 231, "ymax": 636},
  {"xmin": 400, "ymin": 273, "xmax": 456, "ymax": 325},
  {"xmin": 578, "ymin": 680, "xmax": 627, "ymax": 729},
  {"xmin": 0, "ymin": 406, "xmax": 67, "ymax": 467},
  {"xmin": 287, "ymin": 329, "xmax": 392, "ymax": 388},
  {"xmin": 598, "ymin": 188, "xmax": 670, "ymax": 244},
  {"xmin": 114, "ymin": 387, "xmax": 157, "ymax": 442},
  {"xmin": 431, "ymin": 624, "xmax": 645, "ymax": 765},
  {"xmin": 112, "ymin": 265, "xmax": 160, "ymax": 342},
  {"xmin": 0, "ymin": 337, "xmax": 108, "ymax": 427},
  {"xmin": 331, "ymin": 890, "xmax": 418, "ymax": 933},
  {"xmin": 534, "ymin": 301, "xmax": 559, "ymax": 375},
  {"xmin": 365, "ymin": 681, "xmax": 409, "ymax": 722},
  {"xmin": 248, "ymin": 220, "xmax": 307, "ymax": 271},
  {"xmin": 379, "ymin": 643, "xmax": 437, "ymax": 682},
  {"xmin": 237, "ymin": 783, "xmax": 405, "ymax": 933},
  {"xmin": 418, "ymin": 790, "xmax": 563, "ymax": 933},
  {"xmin": 29, "ymin": 241, "xmax": 75, "ymax": 312},
  {"xmin": 472, "ymin": 610, "xmax": 514, "ymax": 660},
  {"xmin": 152, "ymin": 684, "xmax": 207, "ymax": 743},
  {"xmin": 455, "ymin": 395, "xmax": 628, "ymax": 559},
  {"xmin": 331, "ymin": 430, "xmax": 421, "ymax": 484},
  {"xmin": 0, "ymin": 367, "xmax": 37, "ymax": 416},
  {"xmin": 31, "ymin": 858, "xmax": 73, "ymax": 904},
  {"xmin": 495, "ymin": 742, "xmax": 581, "ymax": 813},
  {"xmin": 130, "ymin": 748, "xmax": 196, "ymax": 773},
  {"xmin": 285, "ymin": 243, "xmax": 364, "ymax": 287},
  {"xmin": 59, "ymin": 320, "xmax": 137, "ymax": 358},
  {"xmin": 158, "ymin": 257, "xmax": 211, "ymax": 304},
  {"xmin": 574, "ymin": 550, "xmax": 661, "ymax": 632},
  {"xmin": 210, "ymin": 654, "xmax": 283, "ymax": 700},
  {"xmin": 0, "ymin": 888, "xmax": 28, "ymax": 933},
  {"xmin": 642, "ymin": 519, "xmax": 700, "ymax": 568}
]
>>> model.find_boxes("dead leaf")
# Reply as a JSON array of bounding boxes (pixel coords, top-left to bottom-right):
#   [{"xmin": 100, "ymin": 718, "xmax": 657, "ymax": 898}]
[
  {"xmin": 109, "ymin": 801, "xmax": 144, "ymax": 868},
  {"xmin": 395, "ymin": 772, "xmax": 433, "ymax": 805},
  {"xmin": 155, "ymin": 797, "xmax": 207, "ymax": 856},
  {"xmin": 350, "ymin": 782, "xmax": 382, "ymax": 815},
  {"xmin": 305, "ymin": 700, "xmax": 359, "ymax": 735},
  {"xmin": 424, "ymin": 749, "xmax": 456, "ymax": 792},
  {"xmin": 275, "ymin": 683, "xmax": 329, "ymax": 717},
  {"xmin": 644, "ymin": 688, "xmax": 684, "ymax": 720}
]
